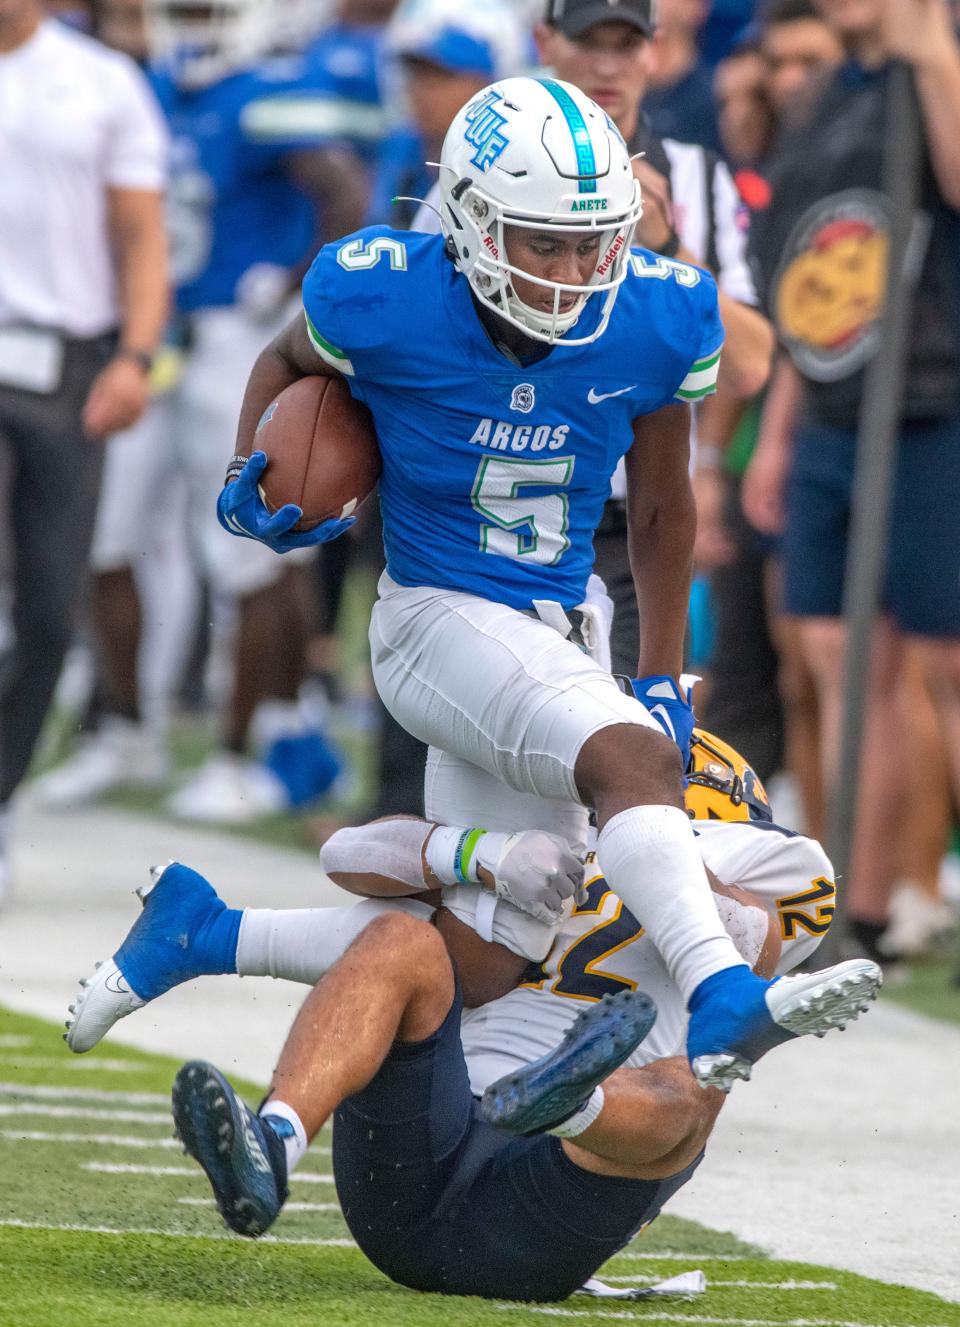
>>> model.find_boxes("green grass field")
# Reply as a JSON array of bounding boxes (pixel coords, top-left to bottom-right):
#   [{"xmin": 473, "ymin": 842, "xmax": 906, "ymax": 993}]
[{"xmin": 1, "ymin": 1005, "xmax": 957, "ymax": 1327}]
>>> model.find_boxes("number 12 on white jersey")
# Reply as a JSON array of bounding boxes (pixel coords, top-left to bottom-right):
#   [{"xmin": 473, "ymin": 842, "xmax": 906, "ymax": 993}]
[{"xmin": 471, "ymin": 456, "xmax": 575, "ymax": 566}]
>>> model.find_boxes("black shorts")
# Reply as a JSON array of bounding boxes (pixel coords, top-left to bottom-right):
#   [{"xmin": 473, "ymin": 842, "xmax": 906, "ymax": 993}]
[
  {"xmin": 332, "ymin": 985, "xmax": 700, "ymax": 1302},
  {"xmin": 784, "ymin": 415, "xmax": 960, "ymax": 637}
]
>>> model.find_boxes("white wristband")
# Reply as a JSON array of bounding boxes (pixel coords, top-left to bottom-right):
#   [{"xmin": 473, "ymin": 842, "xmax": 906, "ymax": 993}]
[{"xmin": 424, "ymin": 825, "xmax": 486, "ymax": 887}]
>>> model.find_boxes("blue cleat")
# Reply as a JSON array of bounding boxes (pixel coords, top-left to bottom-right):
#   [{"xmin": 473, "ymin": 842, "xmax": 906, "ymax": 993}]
[
  {"xmin": 172, "ymin": 1060, "xmax": 288, "ymax": 1237},
  {"xmin": 65, "ymin": 862, "xmax": 241, "ymax": 1054},
  {"xmin": 687, "ymin": 958, "xmax": 882, "ymax": 1092},
  {"xmin": 480, "ymin": 989, "xmax": 657, "ymax": 1136}
]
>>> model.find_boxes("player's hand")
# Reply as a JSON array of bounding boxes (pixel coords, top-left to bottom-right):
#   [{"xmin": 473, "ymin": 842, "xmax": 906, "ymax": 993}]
[
  {"xmin": 630, "ymin": 674, "xmax": 698, "ymax": 768},
  {"xmin": 82, "ymin": 356, "xmax": 151, "ymax": 440},
  {"xmin": 217, "ymin": 451, "xmax": 355, "ymax": 552},
  {"xmin": 476, "ymin": 830, "xmax": 585, "ymax": 925},
  {"xmin": 632, "ymin": 157, "xmax": 676, "ymax": 253}
]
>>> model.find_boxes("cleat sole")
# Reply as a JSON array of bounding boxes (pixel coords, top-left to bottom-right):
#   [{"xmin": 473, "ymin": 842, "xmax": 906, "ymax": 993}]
[{"xmin": 481, "ymin": 990, "xmax": 656, "ymax": 1134}]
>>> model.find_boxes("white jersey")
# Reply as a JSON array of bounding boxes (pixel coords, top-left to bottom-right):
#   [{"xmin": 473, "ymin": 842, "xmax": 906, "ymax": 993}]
[{"xmin": 461, "ymin": 820, "xmax": 836, "ymax": 1096}]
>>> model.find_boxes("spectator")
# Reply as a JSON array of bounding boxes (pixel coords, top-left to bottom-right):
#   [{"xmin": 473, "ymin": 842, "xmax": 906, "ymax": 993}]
[
  {"xmin": 759, "ymin": 0, "xmax": 844, "ymax": 122},
  {"xmin": 369, "ymin": 0, "xmax": 528, "ymax": 226},
  {"xmin": 744, "ymin": 0, "xmax": 960, "ymax": 960},
  {"xmin": 643, "ymin": 0, "xmax": 723, "ymax": 152},
  {"xmin": 0, "ymin": 0, "xmax": 168, "ymax": 898}
]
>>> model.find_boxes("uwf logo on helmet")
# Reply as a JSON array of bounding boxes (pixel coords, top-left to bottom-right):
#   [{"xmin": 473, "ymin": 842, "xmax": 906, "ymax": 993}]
[{"xmin": 464, "ymin": 88, "xmax": 510, "ymax": 171}]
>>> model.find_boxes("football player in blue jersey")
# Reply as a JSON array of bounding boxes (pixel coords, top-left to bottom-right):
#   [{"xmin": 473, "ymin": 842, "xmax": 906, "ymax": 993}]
[{"xmin": 218, "ymin": 75, "xmax": 880, "ymax": 1089}]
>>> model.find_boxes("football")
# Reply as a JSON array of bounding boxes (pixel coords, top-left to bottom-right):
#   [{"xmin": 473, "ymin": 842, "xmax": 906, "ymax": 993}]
[{"xmin": 254, "ymin": 375, "xmax": 381, "ymax": 530}]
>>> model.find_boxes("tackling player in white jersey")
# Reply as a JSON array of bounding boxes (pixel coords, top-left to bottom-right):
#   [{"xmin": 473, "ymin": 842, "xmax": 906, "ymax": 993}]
[{"xmin": 63, "ymin": 730, "xmax": 859, "ymax": 1300}]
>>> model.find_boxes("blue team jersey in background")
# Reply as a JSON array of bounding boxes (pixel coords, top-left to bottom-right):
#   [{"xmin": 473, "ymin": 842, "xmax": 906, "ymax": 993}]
[
  {"xmin": 302, "ymin": 228, "xmax": 723, "ymax": 610},
  {"xmin": 151, "ymin": 66, "xmax": 320, "ymax": 312}
]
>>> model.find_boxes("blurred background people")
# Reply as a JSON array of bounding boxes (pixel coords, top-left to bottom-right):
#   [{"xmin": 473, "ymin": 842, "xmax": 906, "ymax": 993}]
[
  {"xmin": 529, "ymin": 0, "xmax": 773, "ymax": 688},
  {"xmin": 745, "ymin": 0, "xmax": 960, "ymax": 962},
  {"xmin": 33, "ymin": 0, "xmax": 366, "ymax": 822},
  {"xmin": 0, "ymin": 0, "xmax": 167, "ymax": 898}
]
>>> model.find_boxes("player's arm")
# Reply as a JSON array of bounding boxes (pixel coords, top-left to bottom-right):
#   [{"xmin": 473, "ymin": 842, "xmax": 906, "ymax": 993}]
[
  {"xmin": 623, "ymin": 402, "xmax": 696, "ymax": 682},
  {"xmin": 233, "ymin": 311, "xmax": 339, "ymax": 462},
  {"xmin": 83, "ymin": 187, "xmax": 169, "ymax": 440},
  {"xmin": 321, "ymin": 817, "xmax": 584, "ymax": 923}
]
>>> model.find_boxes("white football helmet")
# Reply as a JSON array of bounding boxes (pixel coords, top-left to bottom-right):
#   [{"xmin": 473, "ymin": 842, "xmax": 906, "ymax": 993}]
[
  {"xmin": 439, "ymin": 77, "xmax": 643, "ymax": 345},
  {"xmin": 145, "ymin": 0, "xmax": 276, "ymax": 87}
]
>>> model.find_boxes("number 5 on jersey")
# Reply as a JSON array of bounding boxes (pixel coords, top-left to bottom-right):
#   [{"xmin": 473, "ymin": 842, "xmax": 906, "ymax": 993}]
[{"xmin": 471, "ymin": 455, "xmax": 575, "ymax": 566}]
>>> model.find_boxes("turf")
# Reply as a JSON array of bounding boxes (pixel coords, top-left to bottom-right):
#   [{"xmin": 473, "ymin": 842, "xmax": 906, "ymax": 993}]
[
  {"xmin": 1, "ymin": 1005, "xmax": 957, "ymax": 1327},
  {"xmin": 881, "ymin": 958, "xmax": 960, "ymax": 1027}
]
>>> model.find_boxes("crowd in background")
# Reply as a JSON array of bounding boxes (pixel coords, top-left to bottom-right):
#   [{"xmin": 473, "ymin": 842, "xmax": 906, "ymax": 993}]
[{"xmin": 2, "ymin": 0, "xmax": 959, "ymax": 977}]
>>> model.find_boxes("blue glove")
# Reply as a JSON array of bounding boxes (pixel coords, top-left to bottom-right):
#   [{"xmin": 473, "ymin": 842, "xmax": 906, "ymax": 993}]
[
  {"xmin": 216, "ymin": 451, "xmax": 355, "ymax": 553},
  {"xmin": 630, "ymin": 674, "xmax": 697, "ymax": 769}
]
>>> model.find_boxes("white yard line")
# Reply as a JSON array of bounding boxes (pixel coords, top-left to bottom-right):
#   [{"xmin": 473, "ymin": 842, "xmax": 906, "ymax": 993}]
[
  {"xmin": 82, "ymin": 1162, "xmax": 336, "ymax": 1184},
  {"xmin": 3, "ymin": 1129, "xmax": 181, "ymax": 1148},
  {"xmin": 0, "ymin": 1218, "xmax": 355, "ymax": 1248},
  {"xmin": 176, "ymin": 1197, "xmax": 339, "ymax": 1213},
  {"xmin": 0, "ymin": 1103, "xmax": 171, "ymax": 1124},
  {"xmin": 0, "ymin": 1055, "xmax": 141, "ymax": 1073},
  {"xmin": 501, "ymin": 1309, "xmax": 953, "ymax": 1327},
  {"xmin": 604, "ymin": 1279, "xmax": 839, "ymax": 1290},
  {"xmin": 0, "ymin": 1036, "xmax": 34, "ymax": 1047},
  {"xmin": 0, "ymin": 1081, "xmax": 169, "ymax": 1105}
]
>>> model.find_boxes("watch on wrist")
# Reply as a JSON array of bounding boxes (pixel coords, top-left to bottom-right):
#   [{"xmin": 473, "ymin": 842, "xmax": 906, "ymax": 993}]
[{"xmin": 115, "ymin": 347, "xmax": 154, "ymax": 374}]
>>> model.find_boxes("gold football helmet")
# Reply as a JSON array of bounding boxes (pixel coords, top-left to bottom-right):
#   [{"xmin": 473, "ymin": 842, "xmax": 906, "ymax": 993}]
[{"xmin": 684, "ymin": 728, "xmax": 772, "ymax": 823}]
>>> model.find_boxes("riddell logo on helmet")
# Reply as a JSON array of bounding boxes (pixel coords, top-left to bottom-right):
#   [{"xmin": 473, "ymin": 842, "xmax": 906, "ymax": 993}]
[
  {"xmin": 571, "ymin": 198, "xmax": 608, "ymax": 212},
  {"xmin": 596, "ymin": 233, "xmax": 625, "ymax": 276},
  {"xmin": 483, "ymin": 234, "xmax": 500, "ymax": 258}
]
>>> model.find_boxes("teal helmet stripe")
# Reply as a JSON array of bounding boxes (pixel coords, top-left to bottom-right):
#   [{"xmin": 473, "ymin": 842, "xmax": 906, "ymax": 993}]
[{"xmin": 538, "ymin": 79, "xmax": 598, "ymax": 194}]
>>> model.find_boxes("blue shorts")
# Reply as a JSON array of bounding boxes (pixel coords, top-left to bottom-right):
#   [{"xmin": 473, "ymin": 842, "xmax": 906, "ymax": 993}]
[
  {"xmin": 332, "ymin": 985, "xmax": 700, "ymax": 1302},
  {"xmin": 784, "ymin": 415, "xmax": 960, "ymax": 637}
]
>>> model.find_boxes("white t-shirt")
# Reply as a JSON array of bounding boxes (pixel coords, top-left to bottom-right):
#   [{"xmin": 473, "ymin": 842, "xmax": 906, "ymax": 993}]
[
  {"xmin": 0, "ymin": 20, "xmax": 168, "ymax": 336},
  {"xmin": 461, "ymin": 820, "xmax": 835, "ymax": 1096}
]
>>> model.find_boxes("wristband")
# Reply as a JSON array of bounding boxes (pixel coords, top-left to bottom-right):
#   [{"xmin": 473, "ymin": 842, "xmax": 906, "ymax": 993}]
[
  {"xmin": 224, "ymin": 453, "xmax": 249, "ymax": 483},
  {"xmin": 425, "ymin": 824, "xmax": 486, "ymax": 886}
]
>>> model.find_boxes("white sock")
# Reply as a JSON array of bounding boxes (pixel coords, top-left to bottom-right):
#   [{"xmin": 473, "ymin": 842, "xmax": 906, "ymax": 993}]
[
  {"xmin": 548, "ymin": 1086, "xmax": 605, "ymax": 1138},
  {"xmin": 259, "ymin": 1099, "xmax": 308, "ymax": 1175},
  {"xmin": 596, "ymin": 806, "xmax": 745, "ymax": 1002},
  {"xmin": 236, "ymin": 897, "xmax": 433, "ymax": 985}
]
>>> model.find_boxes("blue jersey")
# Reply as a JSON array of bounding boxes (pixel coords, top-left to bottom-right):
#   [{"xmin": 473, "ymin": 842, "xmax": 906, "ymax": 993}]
[
  {"xmin": 302, "ymin": 228, "xmax": 723, "ymax": 610},
  {"xmin": 151, "ymin": 65, "xmax": 320, "ymax": 312},
  {"xmin": 297, "ymin": 22, "xmax": 387, "ymax": 166}
]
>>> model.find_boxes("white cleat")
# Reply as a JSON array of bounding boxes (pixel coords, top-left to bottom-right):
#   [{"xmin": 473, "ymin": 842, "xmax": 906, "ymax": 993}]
[
  {"xmin": 765, "ymin": 958, "xmax": 882, "ymax": 1036},
  {"xmin": 692, "ymin": 959, "xmax": 882, "ymax": 1093},
  {"xmin": 64, "ymin": 957, "xmax": 145, "ymax": 1053}
]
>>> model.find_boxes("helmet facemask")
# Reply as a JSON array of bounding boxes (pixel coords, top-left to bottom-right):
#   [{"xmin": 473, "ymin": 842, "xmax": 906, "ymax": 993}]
[
  {"xmin": 438, "ymin": 78, "xmax": 644, "ymax": 347},
  {"xmin": 441, "ymin": 173, "xmax": 642, "ymax": 344}
]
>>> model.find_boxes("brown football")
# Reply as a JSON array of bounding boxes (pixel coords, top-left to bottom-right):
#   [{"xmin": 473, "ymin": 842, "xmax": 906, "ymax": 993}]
[{"xmin": 254, "ymin": 375, "xmax": 381, "ymax": 530}]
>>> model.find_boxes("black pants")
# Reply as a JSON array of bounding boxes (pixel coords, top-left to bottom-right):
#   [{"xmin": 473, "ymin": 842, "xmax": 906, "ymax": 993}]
[
  {"xmin": 333, "ymin": 984, "xmax": 701, "ymax": 1301},
  {"xmin": 0, "ymin": 334, "xmax": 112, "ymax": 804}
]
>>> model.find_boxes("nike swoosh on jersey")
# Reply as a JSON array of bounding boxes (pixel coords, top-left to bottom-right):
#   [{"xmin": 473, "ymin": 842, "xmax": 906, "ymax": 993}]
[{"xmin": 587, "ymin": 386, "xmax": 637, "ymax": 404}]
